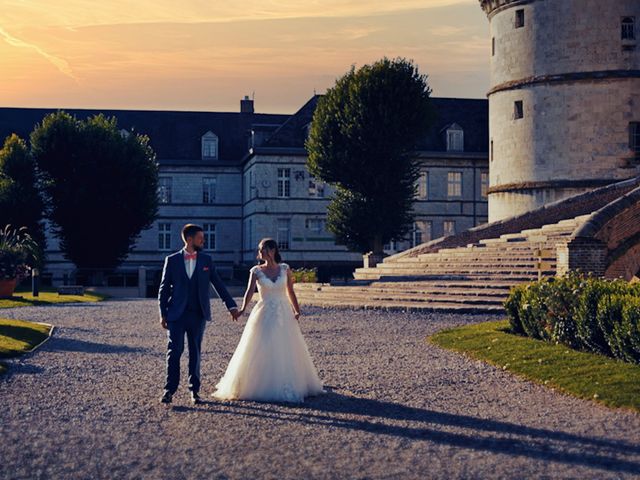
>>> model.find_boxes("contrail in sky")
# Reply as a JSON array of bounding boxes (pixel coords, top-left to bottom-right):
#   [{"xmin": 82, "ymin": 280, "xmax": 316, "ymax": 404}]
[{"xmin": 0, "ymin": 25, "xmax": 79, "ymax": 83}]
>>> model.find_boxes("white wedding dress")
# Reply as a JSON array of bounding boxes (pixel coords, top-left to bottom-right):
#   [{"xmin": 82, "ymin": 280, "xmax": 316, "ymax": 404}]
[{"xmin": 213, "ymin": 263, "xmax": 325, "ymax": 403}]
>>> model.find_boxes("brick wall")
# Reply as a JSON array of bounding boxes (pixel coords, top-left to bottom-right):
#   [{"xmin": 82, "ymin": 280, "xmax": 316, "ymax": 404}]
[{"xmin": 567, "ymin": 183, "xmax": 640, "ymax": 279}]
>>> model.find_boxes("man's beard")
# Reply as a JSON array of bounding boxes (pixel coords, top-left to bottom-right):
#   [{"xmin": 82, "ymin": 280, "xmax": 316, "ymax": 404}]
[{"xmin": 193, "ymin": 244, "xmax": 203, "ymax": 252}]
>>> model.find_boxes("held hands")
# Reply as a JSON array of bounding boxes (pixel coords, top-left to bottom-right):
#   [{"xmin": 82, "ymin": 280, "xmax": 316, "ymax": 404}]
[{"xmin": 230, "ymin": 308, "xmax": 243, "ymax": 321}]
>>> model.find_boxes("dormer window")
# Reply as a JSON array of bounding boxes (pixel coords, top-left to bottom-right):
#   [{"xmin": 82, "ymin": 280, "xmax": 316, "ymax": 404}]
[
  {"xmin": 201, "ymin": 131, "xmax": 218, "ymax": 160},
  {"xmin": 445, "ymin": 123, "xmax": 464, "ymax": 152}
]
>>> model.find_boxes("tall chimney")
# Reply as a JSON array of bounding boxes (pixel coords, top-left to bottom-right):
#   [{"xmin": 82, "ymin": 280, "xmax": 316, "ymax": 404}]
[{"xmin": 240, "ymin": 95, "xmax": 254, "ymax": 114}]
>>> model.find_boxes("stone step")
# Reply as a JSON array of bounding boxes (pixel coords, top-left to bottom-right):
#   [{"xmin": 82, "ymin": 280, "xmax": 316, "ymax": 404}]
[
  {"xmin": 479, "ymin": 236, "xmax": 532, "ymax": 245},
  {"xmin": 300, "ymin": 279, "xmax": 524, "ymax": 290},
  {"xmin": 309, "ymin": 211, "xmax": 596, "ymax": 310},
  {"xmin": 296, "ymin": 293, "xmax": 505, "ymax": 307},
  {"xmin": 414, "ymin": 243, "xmax": 564, "ymax": 258},
  {"xmin": 371, "ymin": 280, "xmax": 519, "ymax": 289},
  {"xmin": 356, "ymin": 265, "xmax": 555, "ymax": 275},
  {"xmin": 295, "ymin": 284, "xmax": 510, "ymax": 297},
  {"xmin": 295, "ymin": 296, "xmax": 505, "ymax": 313},
  {"xmin": 353, "ymin": 272, "xmax": 544, "ymax": 281},
  {"xmin": 371, "ymin": 265, "xmax": 557, "ymax": 275},
  {"xmin": 392, "ymin": 255, "xmax": 556, "ymax": 264},
  {"xmin": 400, "ymin": 255, "xmax": 557, "ymax": 265},
  {"xmin": 411, "ymin": 253, "xmax": 556, "ymax": 262}
]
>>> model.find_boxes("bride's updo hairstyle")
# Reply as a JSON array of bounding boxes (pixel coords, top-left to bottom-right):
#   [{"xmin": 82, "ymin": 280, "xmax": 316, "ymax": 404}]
[{"xmin": 259, "ymin": 238, "xmax": 282, "ymax": 263}]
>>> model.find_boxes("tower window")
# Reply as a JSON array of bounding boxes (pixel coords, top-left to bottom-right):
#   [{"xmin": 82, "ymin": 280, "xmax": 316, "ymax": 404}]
[
  {"xmin": 622, "ymin": 17, "xmax": 635, "ymax": 41},
  {"xmin": 629, "ymin": 122, "xmax": 640, "ymax": 154},
  {"xmin": 515, "ymin": 9, "xmax": 525, "ymax": 28},
  {"xmin": 514, "ymin": 101, "xmax": 524, "ymax": 120}
]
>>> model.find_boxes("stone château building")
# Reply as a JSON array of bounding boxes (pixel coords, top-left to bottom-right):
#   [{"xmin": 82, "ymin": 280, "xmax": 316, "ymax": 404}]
[
  {"xmin": 480, "ymin": 0, "xmax": 640, "ymax": 221},
  {"xmin": 0, "ymin": 95, "xmax": 488, "ymax": 283}
]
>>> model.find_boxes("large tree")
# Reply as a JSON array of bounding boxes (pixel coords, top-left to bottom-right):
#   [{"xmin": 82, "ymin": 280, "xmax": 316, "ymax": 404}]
[
  {"xmin": 30, "ymin": 112, "xmax": 159, "ymax": 271},
  {"xmin": 0, "ymin": 134, "xmax": 46, "ymax": 265},
  {"xmin": 306, "ymin": 57, "xmax": 434, "ymax": 254}
]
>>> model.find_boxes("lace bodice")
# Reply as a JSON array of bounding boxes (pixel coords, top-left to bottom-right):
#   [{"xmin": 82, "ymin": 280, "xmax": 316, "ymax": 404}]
[{"xmin": 251, "ymin": 263, "xmax": 289, "ymax": 300}]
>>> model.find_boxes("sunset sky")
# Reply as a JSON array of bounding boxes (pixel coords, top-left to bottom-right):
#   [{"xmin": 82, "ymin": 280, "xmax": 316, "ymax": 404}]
[{"xmin": 0, "ymin": 0, "xmax": 489, "ymax": 114}]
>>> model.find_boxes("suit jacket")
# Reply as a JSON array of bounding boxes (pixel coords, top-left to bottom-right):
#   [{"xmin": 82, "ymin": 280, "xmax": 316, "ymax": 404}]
[{"xmin": 158, "ymin": 250, "xmax": 237, "ymax": 322}]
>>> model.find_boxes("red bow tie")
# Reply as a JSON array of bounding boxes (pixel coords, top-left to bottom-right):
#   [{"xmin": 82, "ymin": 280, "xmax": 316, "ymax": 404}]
[{"xmin": 184, "ymin": 253, "xmax": 197, "ymax": 261}]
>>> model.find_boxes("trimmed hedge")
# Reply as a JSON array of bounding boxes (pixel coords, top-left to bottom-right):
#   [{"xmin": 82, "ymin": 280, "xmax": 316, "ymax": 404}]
[{"xmin": 504, "ymin": 272, "xmax": 640, "ymax": 364}]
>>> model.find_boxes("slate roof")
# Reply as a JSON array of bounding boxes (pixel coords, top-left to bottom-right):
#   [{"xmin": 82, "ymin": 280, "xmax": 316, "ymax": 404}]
[
  {"xmin": 0, "ymin": 96, "xmax": 487, "ymax": 164},
  {"xmin": 263, "ymin": 96, "xmax": 488, "ymax": 154},
  {"xmin": 418, "ymin": 98, "xmax": 489, "ymax": 153},
  {"xmin": 262, "ymin": 95, "xmax": 321, "ymax": 149},
  {"xmin": 0, "ymin": 107, "xmax": 289, "ymax": 164}
]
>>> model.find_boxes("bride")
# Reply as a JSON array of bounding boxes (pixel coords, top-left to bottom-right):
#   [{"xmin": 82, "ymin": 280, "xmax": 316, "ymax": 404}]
[{"xmin": 213, "ymin": 238, "xmax": 325, "ymax": 402}]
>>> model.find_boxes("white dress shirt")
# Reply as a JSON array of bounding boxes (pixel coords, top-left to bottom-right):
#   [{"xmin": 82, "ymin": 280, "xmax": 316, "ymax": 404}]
[{"xmin": 183, "ymin": 249, "xmax": 197, "ymax": 279}]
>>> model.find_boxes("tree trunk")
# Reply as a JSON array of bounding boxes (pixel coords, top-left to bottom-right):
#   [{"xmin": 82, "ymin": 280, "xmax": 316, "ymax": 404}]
[{"xmin": 371, "ymin": 235, "xmax": 384, "ymax": 257}]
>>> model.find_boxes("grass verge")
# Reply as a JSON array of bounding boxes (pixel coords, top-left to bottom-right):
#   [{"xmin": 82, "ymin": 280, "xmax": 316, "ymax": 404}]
[
  {"xmin": 0, "ymin": 318, "xmax": 53, "ymax": 374},
  {"xmin": 428, "ymin": 320, "xmax": 640, "ymax": 412},
  {"xmin": 0, "ymin": 290, "xmax": 107, "ymax": 309}
]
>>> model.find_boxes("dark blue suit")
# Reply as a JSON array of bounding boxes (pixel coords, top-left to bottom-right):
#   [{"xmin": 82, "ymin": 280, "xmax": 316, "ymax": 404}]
[{"xmin": 158, "ymin": 250, "xmax": 237, "ymax": 394}]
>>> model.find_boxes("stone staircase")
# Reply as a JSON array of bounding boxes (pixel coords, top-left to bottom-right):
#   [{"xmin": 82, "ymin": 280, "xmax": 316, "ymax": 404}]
[{"xmin": 294, "ymin": 214, "xmax": 592, "ymax": 313}]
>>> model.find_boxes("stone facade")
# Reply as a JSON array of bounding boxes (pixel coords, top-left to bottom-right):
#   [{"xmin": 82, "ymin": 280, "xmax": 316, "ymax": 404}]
[
  {"xmin": 480, "ymin": 0, "xmax": 640, "ymax": 221},
  {"xmin": 241, "ymin": 151, "xmax": 488, "ymax": 264},
  {"xmin": 0, "ymin": 96, "xmax": 488, "ymax": 284}
]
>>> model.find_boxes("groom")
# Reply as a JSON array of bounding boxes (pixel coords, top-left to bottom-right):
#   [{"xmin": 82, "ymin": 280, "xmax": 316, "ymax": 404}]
[{"xmin": 158, "ymin": 223, "xmax": 240, "ymax": 405}]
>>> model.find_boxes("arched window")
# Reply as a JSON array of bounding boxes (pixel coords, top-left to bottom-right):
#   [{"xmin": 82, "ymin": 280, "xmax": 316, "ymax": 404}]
[
  {"xmin": 622, "ymin": 17, "xmax": 635, "ymax": 41},
  {"xmin": 201, "ymin": 131, "xmax": 218, "ymax": 159}
]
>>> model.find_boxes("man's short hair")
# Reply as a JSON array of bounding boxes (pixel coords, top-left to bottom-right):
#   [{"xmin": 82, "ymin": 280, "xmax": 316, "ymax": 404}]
[{"xmin": 182, "ymin": 224, "xmax": 203, "ymax": 242}]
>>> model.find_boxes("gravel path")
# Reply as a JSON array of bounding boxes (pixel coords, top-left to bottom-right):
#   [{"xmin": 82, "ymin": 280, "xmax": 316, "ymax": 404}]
[{"xmin": 1, "ymin": 298, "xmax": 640, "ymax": 480}]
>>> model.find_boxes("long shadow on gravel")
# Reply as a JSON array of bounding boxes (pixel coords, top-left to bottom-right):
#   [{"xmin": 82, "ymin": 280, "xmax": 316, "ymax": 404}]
[
  {"xmin": 48, "ymin": 338, "xmax": 146, "ymax": 354},
  {"xmin": 0, "ymin": 363, "xmax": 44, "ymax": 375},
  {"xmin": 203, "ymin": 393, "xmax": 640, "ymax": 475}
]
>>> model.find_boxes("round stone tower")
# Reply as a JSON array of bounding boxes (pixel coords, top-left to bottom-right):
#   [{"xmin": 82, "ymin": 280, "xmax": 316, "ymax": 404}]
[{"xmin": 479, "ymin": 0, "xmax": 640, "ymax": 221}]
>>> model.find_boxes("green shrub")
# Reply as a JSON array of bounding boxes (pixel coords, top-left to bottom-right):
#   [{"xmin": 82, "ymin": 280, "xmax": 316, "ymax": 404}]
[
  {"xmin": 504, "ymin": 285, "xmax": 525, "ymax": 334},
  {"xmin": 291, "ymin": 268, "xmax": 318, "ymax": 283},
  {"xmin": 504, "ymin": 273, "xmax": 640, "ymax": 365},
  {"xmin": 616, "ymin": 297, "xmax": 640, "ymax": 363},
  {"xmin": 596, "ymin": 294, "xmax": 625, "ymax": 359},
  {"xmin": 546, "ymin": 274, "xmax": 584, "ymax": 347},
  {"xmin": 574, "ymin": 279, "xmax": 624, "ymax": 354},
  {"xmin": 517, "ymin": 281, "xmax": 552, "ymax": 341}
]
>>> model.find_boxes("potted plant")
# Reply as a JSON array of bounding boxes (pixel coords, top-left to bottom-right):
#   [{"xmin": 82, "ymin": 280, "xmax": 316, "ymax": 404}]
[{"xmin": 0, "ymin": 225, "xmax": 39, "ymax": 298}]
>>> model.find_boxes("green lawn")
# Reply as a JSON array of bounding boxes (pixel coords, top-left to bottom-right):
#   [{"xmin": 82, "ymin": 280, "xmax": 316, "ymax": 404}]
[
  {"xmin": 0, "ymin": 289, "xmax": 107, "ymax": 309},
  {"xmin": 429, "ymin": 320, "xmax": 640, "ymax": 412},
  {"xmin": 0, "ymin": 318, "xmax": 53, "ymax": 374}
]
